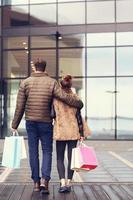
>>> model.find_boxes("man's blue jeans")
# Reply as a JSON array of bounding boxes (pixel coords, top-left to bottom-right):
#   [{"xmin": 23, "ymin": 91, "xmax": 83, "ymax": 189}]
[{"xmin": 26, "ymin": 121, "xmax": 53, "ymax": 183}]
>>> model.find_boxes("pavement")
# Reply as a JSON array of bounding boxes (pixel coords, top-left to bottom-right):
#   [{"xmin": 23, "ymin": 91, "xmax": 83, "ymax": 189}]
[{"xmin": 0, "ymin": 140, "xmax": 133, "ymax": 184}]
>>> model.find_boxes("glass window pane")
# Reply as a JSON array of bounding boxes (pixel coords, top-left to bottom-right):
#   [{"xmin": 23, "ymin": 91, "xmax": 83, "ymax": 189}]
[
  {"xmin": 3, "ymin": 50, "xmax": 28, "ymax": 78},
  {"xmin": 58, "ymin": 3, "xmax": 85, "ymax": 25},
  {"xmin": 87, "ymin": 33, "xmax": 115, "ymax": 47},
  {"xmin": 59, "ymin": 48, "xmax": 85, "ymax": 77},
  {"xmin": 3, "ymin": 37, "xmax": 28, "ymax": 49},
  {"xmin": 0, "ymin": 38, "xmax": 1, "ymax": 78},
  {"xmin": 3, "ymin": 6, "xmax": 29, "ymax": 28},
  {"xmin": 117, "ymin": 0, "xmax": 133, "ymax": 22},
  {"xmin": 31, "ymin": 36, "xmax": 56, "ymax": 48},
  {"xmin": 117, "ymin": 47, "xmax": 133, "ymax": 75},
  {"xmin": 31, "ymin": 50, "xmax": 56, "ymax": 77},
  {"xmin": 72, "ymin": 78, "xmax": 85, "ymax": 117},
  {"xmin": 59, "ymin": 34, "xmax": 85, "ymax": 47},
  {"xmin": 87, "ymin": 1, "xmax": 115, "ymax": 24},
  {"xmin": 87, "ymin": 78, "xmax": 115, "ymax": 139},
  {"xmin": 117, "ymin": 78, "xmax": 133, "ymax": 139},
  {"xmin": 58, "ymin": 0, "xmax": 84, "ymax": 2},
  {"xmin": 3, "ymin": 0, "xmax": 28, "ymax": 5},
  {"xmin": 87, "ymin": 48, "xmax": 115, "ymax": 76},
  {"xmin": 30, "ymin": 0, "xmax": 56, "ymax": 3},
  {"xmin": 2, "ymin": 80, "xmax": 25, "ymax": 137},
  {"xmin": 0, "ymin": 8, "xmax": 1, "ymax": 35},
  {"xmin": 30, "ymin": 4, "xmax": 56, "ymax": 26},
  {"xmin": 117, "ymin": 32, "xmax": 133, "ymax": 46}
]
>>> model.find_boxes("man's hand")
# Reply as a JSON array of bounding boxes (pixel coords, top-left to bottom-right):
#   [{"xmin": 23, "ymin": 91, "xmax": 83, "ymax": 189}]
[{"xmin": 11, "ymin": 127, "xmax": 17, "ymax": 134}]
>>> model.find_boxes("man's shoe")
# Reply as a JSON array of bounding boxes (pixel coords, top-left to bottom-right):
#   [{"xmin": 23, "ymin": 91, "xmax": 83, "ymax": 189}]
[
  {"xmin": 40, "ymin": 178, "xmax": 49, "ymax": 195},
  {"xmin": 34, "ymin": 182, "xmax": 40, "ymax": 192},
  {"xmin": 58, "ymin": 186, "xmax": 67, "ymax": 193}
]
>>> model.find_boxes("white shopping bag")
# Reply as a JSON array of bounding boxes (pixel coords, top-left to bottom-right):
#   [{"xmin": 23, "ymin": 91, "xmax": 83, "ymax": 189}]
[
  {"xmin": 2, "ymin": 135, "xmax": 27, "ymax": 169},
  {"xmin": 71, "ymin": 147, "xmax": 82, "ymax": 171}
]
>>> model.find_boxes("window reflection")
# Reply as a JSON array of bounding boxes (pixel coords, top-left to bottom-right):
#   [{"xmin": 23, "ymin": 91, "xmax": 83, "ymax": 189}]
[
  {"xmin": 31, "ymin": 50, "xmax": 56, "ymax": 77},
  {"xmin": 87, "ymin": 78, "xmax": 115, "ymax": 139},
  {"xmin": 30, "ymin": 4, "xmax": 56, "ymax": 26},
  {"xmin": 58, "ymin": 2, "xmax": 85, "ymax": 25},
  {"xmin": 87, "ymin": 1, "xmax": 115, "ymax": 24},
  {"xmin": 3, "ymin": 0, "xmax": 28, "ymax": 5},
  {"xmin": 31, "ymin": 36, "xmax": 56, "ymax": 48},
  {"xmin": 117, "ymin": 32, "xmax": 133, "ymax": 46},
  {"xmin": 59, "ymin": 34, "xmax": 85, "ymax": 47},
  {"xmin": 117, "ymin": 47, "xmax": 133, "ymax": 75},
  {"xmin": 3, "ymin": 50, "xmax": 28, "ymax": 78},
  {"xmin": 3, "ymin": 37, "xmax": 28, "ymax": 49},
  {"xmin": 87, "ymin": 48, "xmax": 115, "ymax": 76},
  {"xmin": 59, "ymin": 48, "xmax": 85, "ymax": 77},
  {"xmin": 3, "ymin": 6, "xmax": 29, "ymax": 28},
  {"xmin": 30, "ymin": 0, "xmax": 56, "ymax": 3},
  {"xmin": 117, "ymin": 0, "xmax": 133, "ymax": 22},
  {"xmin": 0, "ymin": 38, "xmax": 1, "ymax": 78},
  {"xmin": 2, "ymin": 80, "xmax": 25, "ymax": 136},
  {"xmin": 0, "ymin": 8, "xmax": 1, "ymax": 35},
  {"xmin": 72, "ymin": 78, "xmax": 85, "ymax": 117},
  {"xmin": 58, "ymin": 0, "xmax": 84, "ymax": 2},
  {"xmin": 117, "ymin": 78, "xmax": 133, "ymax": 139},
  {"xmin": 87, "ymin": 33, "xmax": 115, "ymax": 47}
]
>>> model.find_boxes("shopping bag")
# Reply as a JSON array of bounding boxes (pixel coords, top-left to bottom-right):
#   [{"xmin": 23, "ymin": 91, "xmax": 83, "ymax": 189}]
[
  {"xmin": 2, "ymin": 136, "xmax": 27, "ymax": 169},
  {"xmin": 71, "ymin": 143, "xmax": 98, "ymax": 172}
]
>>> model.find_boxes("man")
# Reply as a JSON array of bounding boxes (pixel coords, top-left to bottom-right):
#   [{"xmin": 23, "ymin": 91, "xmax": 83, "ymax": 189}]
[{"xmin": 11, "ymin": 59, "xmax": 83, "ymax": 194}]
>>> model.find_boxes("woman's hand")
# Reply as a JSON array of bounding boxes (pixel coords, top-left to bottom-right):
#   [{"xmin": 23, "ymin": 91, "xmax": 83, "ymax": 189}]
[{"xmin": 80, "ymin": 136, "xmax": 85, "ymax": 142}]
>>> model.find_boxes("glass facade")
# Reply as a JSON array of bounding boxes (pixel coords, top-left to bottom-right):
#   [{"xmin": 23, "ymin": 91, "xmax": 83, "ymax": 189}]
[{"xmin": 0, "ymin": 0, "xmax": 133, "ymax": 139}]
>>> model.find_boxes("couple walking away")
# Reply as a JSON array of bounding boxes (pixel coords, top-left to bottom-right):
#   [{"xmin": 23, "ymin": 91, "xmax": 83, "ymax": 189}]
[{"xmin": 11, "ymin": 59, "xmax": 86, "ymax": 194}]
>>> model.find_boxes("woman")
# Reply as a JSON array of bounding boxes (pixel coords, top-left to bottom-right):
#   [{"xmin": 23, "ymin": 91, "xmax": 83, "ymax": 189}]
[{"xmin": 53, "ymin": 75, "xmax": 86, "ymax": 193}]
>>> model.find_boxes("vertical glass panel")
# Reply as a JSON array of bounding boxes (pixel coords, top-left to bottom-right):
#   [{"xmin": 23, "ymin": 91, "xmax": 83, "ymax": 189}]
[
  {"xmin": 2, "ymin": 80, "xmax": 25, "ymax": 137},
  {"xmin": 31, "ymin": 50, "xmax": 56, "ymax": 77},
  {"xmin": 87, "ymin": 78, "xmax": 115, "ymax": 139},
  {"xmin": 58, "ymin": 3, "xmax": 85, "ymax": 25},
  {"xmin": 59, "ymin": 34, "xmax": 85, "ymax": 47},
  {"xmin": 0, "ymin": 8, "xmax": 1, "ymax": 36},
  {"xmin": 31, "ymin": 36, "xmax": 56, "ymax": 48},
  {"xmin": 117, "ymin": 0, "xmax": 133, "ymax": 22},
  {"xmin": 87, "ymin": 1, "xmax": 115, "ymax": 24},
  {"xmin": 0, "ymin": 84, "xmax": 2, "ymax": 138},
  {"xmin": 3, "ymin": 50, "xmax": 28, "ymax": 78},
  {"xmin": 72, "ymin": 78, "xmax": 86, "ymax": 118},
  {"xmin": 3, "ymin": 6, "xmax": 29, "ymax": 28},
  {"xmin": 0, "ymin": 38, "xmax": 1, "ymax": 137},
  {"xmin": 87, "ymin": 33, "xmax": 115, "ymax": 47},
  {"xmin": 3, "ymin": 0, "xmax": 28, "ymax": 5},
  {"xmin": 59, "ymin": 48, "xmax": 85, "ymax": 77},
  {"xmin": 0, "ymin": 38, "xmax": 1, "ymax": 78},
  {"xmin": 30, "ymin": 0, "xmax": 56, "ymax": 3},
  {"xmin": 117, "ymin": 47, "xmax": 133, "ymax": 75},
  {"xmin": 30, "ymin": 4, "xmax": 56, "ymax": 26},
  {"xmin": 58, "ymin": 0, "xmax": 84, "ymax": 2},
  {"xmin": 117, "ymin": 78, "xmax": 133, "ymax": 139},
  {"xmin": 3, "ymin": 37, "xmax": 28, "ymax": 49},
  {"xmin": 117, "ymin": 32, "xmax": 133, "ymax": 46},
  {"xmin": 87, "ymin": 48, "xmax": 115, "ymax": 76}
]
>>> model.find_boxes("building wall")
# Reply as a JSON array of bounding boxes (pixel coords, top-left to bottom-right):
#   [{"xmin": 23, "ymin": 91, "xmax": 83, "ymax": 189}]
[{"xmin": 0, "ymin": 0, "xmax": 133, "ymax": 139}]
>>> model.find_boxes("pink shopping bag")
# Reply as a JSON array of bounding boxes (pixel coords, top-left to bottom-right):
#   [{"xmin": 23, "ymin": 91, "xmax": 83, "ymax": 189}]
[
  {"xmin": 71, "ymin": 143, "xmax": 98, "ymax": 172},
  {"xmin": 79, "ymin": 145, "xmax": 98, "ymax": 170}
]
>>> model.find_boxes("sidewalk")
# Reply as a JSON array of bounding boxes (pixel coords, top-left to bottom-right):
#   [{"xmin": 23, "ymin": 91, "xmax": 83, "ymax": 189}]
[{"xmin": 0, "ymin": 140, "xmax": 133, "ymax": 199}]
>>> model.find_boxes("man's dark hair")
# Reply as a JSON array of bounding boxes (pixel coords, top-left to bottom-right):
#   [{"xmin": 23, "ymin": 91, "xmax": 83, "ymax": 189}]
[{"xmin": 34, "ymin": 59, "xmax": 47, "ymax": 72}]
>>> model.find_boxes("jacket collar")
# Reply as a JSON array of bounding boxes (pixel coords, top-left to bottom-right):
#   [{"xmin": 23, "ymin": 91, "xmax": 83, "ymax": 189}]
[{"xmin": 31, "ymin": 72, "xmax": 48, "ymax": 77}]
